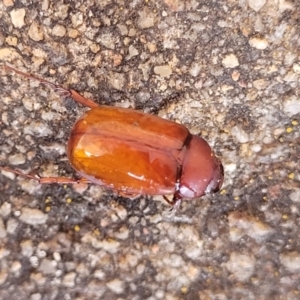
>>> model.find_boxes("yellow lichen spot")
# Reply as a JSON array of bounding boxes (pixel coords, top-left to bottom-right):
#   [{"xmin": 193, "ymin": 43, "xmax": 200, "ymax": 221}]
[
  {"xmin": 286, "ymin": 127, "xmax": 293, "ymax": 133},
  {"xmin": 220, "ymin": 189, "xmax": 226, "ymax": 195},
  {"xmin": 282, "ymin": 214, "xmax": 288, "ymax": 220},
  {"xmin": 119, "ymin": 6, "xmax": 123, "ymax": 10},
  {"xmin": 263, "ymin": 196, "xmax": 268, "ymax": 201},
  {"xmin": 234, "ymin": 196, "xmax": 240, "ymax": 201},
  {"xmin": 66, "ymin": 198, "xmax": 72, "ymax": 204},
  {"xmin": 45, "ymin": 197, "xmax": 51, "ymax": 203},
  {"xmin": 74, "ymin": 225, "xmax": 80, "ymax": 232},
  {"xmin": 93, "ymin": 228, "xmax": 100, "ymax": 236},
  {"xmin": 288, "ymin": 173, "xmax": 295, "ymax": 179},
  {"xmin": 63, "ymin": 185, "xmax": 67, "ymax": 189},
  {"xmin": 181, "ymin": 287, "xmax": 188, "ymax": 294},
  {"xmin": 292, "ymin": 120, "xmax": 298, "ymax": 126},
  {"xmin": 45, "ymin": 206, "xmax": 51, "ymax": 212}
]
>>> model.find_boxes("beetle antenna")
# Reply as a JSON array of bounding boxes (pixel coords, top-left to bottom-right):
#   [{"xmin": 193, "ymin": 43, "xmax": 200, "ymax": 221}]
[
  {"xmin": 4, "ymin": 64, "xmax": 71, "ymax": 96},
  {"xmin": 4, "ymin": 64, "xmax": 99, "ymax": 108},
  {"xmin": 0, "ymin": 166, "xmax": 40, "ymax": 181},
  {"xmin": 0, "ymin": 166, "xmax": 91, "ymax": 185},
  {"xmin": 172, "ymin": 199, "xmax": 181, "ymax": 212}
]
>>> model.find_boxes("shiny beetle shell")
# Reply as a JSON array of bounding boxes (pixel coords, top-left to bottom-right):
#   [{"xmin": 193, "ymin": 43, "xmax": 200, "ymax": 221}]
[{"xmin": 67, "ymin": 106, "xmax": 223, "ymax": 201}]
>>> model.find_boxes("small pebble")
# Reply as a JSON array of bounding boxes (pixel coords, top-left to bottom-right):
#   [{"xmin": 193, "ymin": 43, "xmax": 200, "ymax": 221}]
[
  {"xmin": 8, "ymin": 153, "xmax": 26, "ymax": 165},
  {"xmin": 222, "ymin": 54, "xmax": 239, "ymax": 68},
  {"xmin": 19, "ymin": 208, "xmax": 48, "ymax": 225},
  {"xmin": 53, "ymin": 252, "xmax": 61, "ymax": 261},
  {"xmin": 289, "ymin": 189, "xmax": 300, "ymax": 203},
  {"xmin": 283, "ymin": 96, "xmax": 300, "ymax": 117},
  {"xmin": 249, "ymin": 37, "xmax": 269, "ymax": 49},
  {"xmin": 3, "ymin": 0, "xmax": 14, "ymax": 7},
  {"xmin": 228, "ymin": 211, "xmax": 274, "ymax": 242},
  {"xmin": 0, "ymin": 47, "xmax": 21, "ymax": 61},
  {"xmin": 52, "ymin": 24, "xmax": 66, "ymax": 37},
  {"xmin": 28, "ymin": 22, "xmax": 44, "ymax": 41},
  {"xmin": 138, "ymin": 11, "xmax": 155, "ymax": 28},
  {"xmin": 63, "ymin": 272, "xmax": 76, "ymax": 288},
  {"xmin": 10, "ymin": 9, "xmax": 26, "ymax": 28},
  {"xmin": 38, "ymin": 259, "xmax": 57, "ymax": 275},
  {"xmin": 30, "ymin": 293, "xmax": 42, "ymax": 300},
  {"xmin": 6, "ymin": 218, "xmax": 18, "ymax": 235},
  {"xmin": 106, "ymin": 278, "xmax": 125, "ymax": 294},
  {"xmin": 154, "ymin": 65, "xmax": 172, "ymax": 77},
  {"xmin": 253, "ymin": 78, "xmax": 268, "ymax": 90},
  {"xmin": 21, "ymin": 240, "xmax": 34, "ymax": 257},
  {"xmin": 231, "ymin": 125, "xmax": 249, "ymax": 143},
  {"xmin": 81, "ymin": 232, "xmax": 120, "ymax": 253},
  {"xmin": 225, "ymin": 252, "xmax": 256, "ymax": 282},
  {"xmin": 280, "ymin": 252, "xmax": 300, "ymax": 273},
  {"xmin": 0, "ymin": 202, "xmax": 11, "ymax": 218},
  {"xmin": 127, "ymin": 45, "xmax": 139, "ymax": 60},
  {"xmin": 10, "ymin": 260, "xmax": 22, "ymax": 274},
  {"xmin": 248, "ymin": 0, "xmax": 266, "ymax": 12}
]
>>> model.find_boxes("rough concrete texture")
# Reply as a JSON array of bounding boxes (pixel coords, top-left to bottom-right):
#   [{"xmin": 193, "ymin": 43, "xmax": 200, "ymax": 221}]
[{"xmin": 0, "ymin": 1, "xmax": 299, "ymax": 299}]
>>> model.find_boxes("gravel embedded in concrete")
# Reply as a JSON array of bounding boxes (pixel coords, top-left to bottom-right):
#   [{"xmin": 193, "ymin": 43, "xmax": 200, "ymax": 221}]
[{"xmin": 0, "ymin": 0, "xmax": 299, "ymax": 298}]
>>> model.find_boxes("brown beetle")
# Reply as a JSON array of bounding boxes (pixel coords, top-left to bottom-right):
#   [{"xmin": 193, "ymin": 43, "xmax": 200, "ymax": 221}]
[{"xmin": 0, "ymin": 65, "xmax": 223, "ymax": 206}]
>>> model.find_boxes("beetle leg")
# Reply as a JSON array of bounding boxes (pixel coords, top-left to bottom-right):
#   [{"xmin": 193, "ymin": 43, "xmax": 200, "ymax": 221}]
[
  {"xmin": 4, "ymin": 65, "xmax": 99, "ymax": 109},
  {"xmin": 67, "ymin": 89, "xmax": 99, "ymax": 108},
  {"xmin": 163, "ymin": 195, "xmax": 174, "ymax": 205},
  {"xmin": 0, "ymin": 166, "xmax": 90, "ymax": 184},
  {"xmin": 172, "ymin": 198, "xmax": 182, "ymax": 211}
]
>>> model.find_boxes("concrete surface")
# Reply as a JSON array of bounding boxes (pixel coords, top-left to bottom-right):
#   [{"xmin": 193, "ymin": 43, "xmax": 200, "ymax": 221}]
[{"xmin": 0, "ymin": 0, "xmax": 299, "ymax": 299}]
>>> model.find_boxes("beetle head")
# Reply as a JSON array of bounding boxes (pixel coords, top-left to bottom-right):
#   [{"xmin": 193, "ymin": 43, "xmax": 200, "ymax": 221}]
[{"xmin": 179, "ymin": 135, "xmax": 224, "ymax": 199}]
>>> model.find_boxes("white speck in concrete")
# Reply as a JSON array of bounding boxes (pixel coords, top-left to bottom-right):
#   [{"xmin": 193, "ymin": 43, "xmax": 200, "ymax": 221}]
[
  {"xmin": 222, "ymin": 54, "xmax": 239, "ymax": 68},
  {"xmin": 62, "ymin": 272, "xmax": 76, "ymax": 287},
  {"xmin": 289, "ymin": 189, "xmax": 300, "ymax": 203},
  {"xmin": 106, "ymin": 278, "xmax": 125, "ymax": 294},
  {"xmin": 19, "ymin": 208, "xmax": 48, "ymax": 225},
  {"xmin": 52, "ymin": 24, "xmax": 66, "ymax": 37},
  {"xmin": 225, "ymin": 252, "xmax": 256, "ymax": 282},
  {"xmin": 8, "ymin": 153, "xmax": 26, "ymax": 165},
  {"xmin": 228, "ymin": 211, "xmax": 274, "ymax": 242},
  {"xmin": 0, "ymin": 202, "xmax": 12, "ymax": 218},
  {"xmin": 249, "ymin": 37, "xmax": 269, "ymax": 49},
  {"xmin": 231, "ymin": 125, "xmax": 249, "ymax": 143},
  {"xmin": 248, "ymin": 0, "xmax": 266, "ymax": 12},
  {"xmin": 154, "ymin": 65, "xmax": 172, "ymax": 77},
  {"xmin": 21, "ymin": 240, "xmax": 34, "ymax": 257},
  {"xmin": 283, "ymin": 96, "xmax": 300, "ymax": 117},
  {"xmin": 280, "ymin": 251, "xmax": 300, "ymax": 273},
  {"xmin": 28, "ymin": 22, "xmax": 44, "ymax": 41},
  {"xmin": 10, "ymin": 9, "xmax": 26, "ymax": 28},
  {"xmin": 6, "ymin": 218, "xmax": 18, "ymax": 235},
  {"xmin": 38, "ymin": 258, "xmax": 57, "ymax": 275}
]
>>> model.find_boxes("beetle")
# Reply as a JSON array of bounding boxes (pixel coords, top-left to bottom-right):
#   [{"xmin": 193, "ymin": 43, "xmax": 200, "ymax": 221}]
[{"xmin": 0, "ymin": 65, "xmax": 223, "ymax": 207}]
